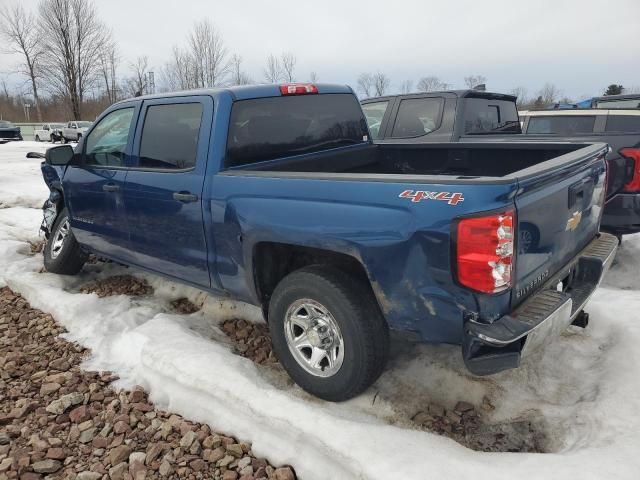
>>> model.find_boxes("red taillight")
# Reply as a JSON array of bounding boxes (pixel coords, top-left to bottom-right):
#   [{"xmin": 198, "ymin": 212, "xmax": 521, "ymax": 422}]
[
  {"xmin": 456, "ymin": 211, "xmax": 515, "ymax": 294},
  {"xmin": 621, "ymin": 147, "xmax": 640, "ymax": 193},
  {"xmin": 279, "ymin": 83, "xmax": 318, "ymax": 96}
]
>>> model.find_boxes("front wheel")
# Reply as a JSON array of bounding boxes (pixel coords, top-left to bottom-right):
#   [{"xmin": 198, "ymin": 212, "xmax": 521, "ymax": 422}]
[
  {"xmin": 268, "ymin": 265, "xmax": 389, "ymax": 402},
  {"xmin": 43, "ymin": 208, "xmax": 87, "ymax": 275},
  {"xmin": 35, "ymin": 135, "xmax": 40, "ymax": 142}
]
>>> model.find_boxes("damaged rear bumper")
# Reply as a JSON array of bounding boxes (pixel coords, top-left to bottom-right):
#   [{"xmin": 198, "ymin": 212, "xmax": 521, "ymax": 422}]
[{"xmin": 462, "ymin": 232, "xmax": 618, "ymax": 375}]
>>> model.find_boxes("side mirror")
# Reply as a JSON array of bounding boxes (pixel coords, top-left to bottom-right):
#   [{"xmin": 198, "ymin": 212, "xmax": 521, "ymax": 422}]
[{"xmin": 45, "ymin": 145, "xmax": 74, "ymax": 166}]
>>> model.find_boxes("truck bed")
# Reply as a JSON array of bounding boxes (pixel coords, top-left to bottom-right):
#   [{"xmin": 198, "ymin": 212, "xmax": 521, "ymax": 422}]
[{"xmin": 242, "ymin": 142, "xmax": 590, "ymax": 179}]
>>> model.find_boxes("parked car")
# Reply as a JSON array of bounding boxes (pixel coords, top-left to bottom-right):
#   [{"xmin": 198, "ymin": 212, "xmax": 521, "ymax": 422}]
[
  {"xmin": 34, "ymin": 123, "xmax": 66, "ymax": 142},
  {"xmin": 62, "ymin": 121, "xmax": 93, "ymax": 143},
  {"xmin": 513, "ymin": 109, "xmax": 640, "ymax": 236},
  {"xmin": 38, "ymin": 83, "xmax": 616, "ymax": 401},
  {"xmin": 362, "ymin": 92, "xmax": 640, "ymax": 237},
  {"xmin": 0, "ymin": 120, "xmax": 23, "ymax": 142}
]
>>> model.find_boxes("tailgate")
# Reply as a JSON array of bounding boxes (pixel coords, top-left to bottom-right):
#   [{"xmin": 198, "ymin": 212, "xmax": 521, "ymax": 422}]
[{"xmin": 513, "ymin": 144, "xmax": 608, "ymax": 306}]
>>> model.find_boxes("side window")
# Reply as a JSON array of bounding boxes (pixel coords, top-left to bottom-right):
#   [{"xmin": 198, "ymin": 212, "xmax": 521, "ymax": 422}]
[
  {"xmin": 605, "ymin": 115, "xmax": 640, "ymax": 132},
  {"xmin": 138, "ymin": 103, "xmax": 203, "ymax": 170},
  {"xmin": 527, "ymin": 116, "xmax": 596, "ymax": 135},
  {"xmin": 85, "ymin": 107, "xmax": 135, "ymax": 167},
  {"xmin": 391, "ymin": 98, "xmax": 443, "ymax": 138},
  {"xmin": 361, "ymin": 101, "xmax": 389, "ymax": 139}
]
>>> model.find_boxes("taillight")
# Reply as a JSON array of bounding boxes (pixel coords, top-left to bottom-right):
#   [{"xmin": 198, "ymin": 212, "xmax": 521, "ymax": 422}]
[
  {"xmin": 279, "ymin": 83, "xmax": 318, "ymax": 95},
  {"xmin": 621, "ymin": 147, "xmax": 640, "ymax": 193},
  {"xmin": 456, "ymin": 211, "xmax": 515, "ymax": 294}
]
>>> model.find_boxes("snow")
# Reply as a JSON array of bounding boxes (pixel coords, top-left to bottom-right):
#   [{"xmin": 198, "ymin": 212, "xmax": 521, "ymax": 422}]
[{"xmin": 1, "ymin": 140, "xmax": 639, "ymax": 479}]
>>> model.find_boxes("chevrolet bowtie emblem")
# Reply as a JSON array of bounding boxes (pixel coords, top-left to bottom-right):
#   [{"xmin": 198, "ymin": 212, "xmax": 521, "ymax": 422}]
[{"xmin": 566, "ymin": 211, "xmax": 583, "ymax": 231}]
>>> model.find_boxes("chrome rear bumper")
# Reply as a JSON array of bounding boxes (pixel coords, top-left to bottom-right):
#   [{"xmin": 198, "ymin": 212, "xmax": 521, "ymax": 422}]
[{"xmin": 462, "ymin": 232, "xmax": 618, "ymax": 375}]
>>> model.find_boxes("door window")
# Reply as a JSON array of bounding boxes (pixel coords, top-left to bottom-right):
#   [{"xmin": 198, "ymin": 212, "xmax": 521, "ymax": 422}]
[
  {"xmin": 138, "ymin": 103, "xmax": 203, "ymax": 170},
  {"xmin": 361, "ymin": 101, "xmax": 389, "ymax": 139},
  {"xmin": 391, "ymin": 98, "xmax": 443, "ymax": 138},
  {"xmin": 84, "ymin": 107, "xmax": 135, "ymax": 167},
  {"xmin": 527, "ymin": 116, "xmax": 596, "ymax": 134}
]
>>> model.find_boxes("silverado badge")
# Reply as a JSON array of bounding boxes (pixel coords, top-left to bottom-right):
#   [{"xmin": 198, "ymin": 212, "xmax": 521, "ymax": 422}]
[{"xmin": 566, "ymin": 210, "xmax": 583, "ymax": 232}]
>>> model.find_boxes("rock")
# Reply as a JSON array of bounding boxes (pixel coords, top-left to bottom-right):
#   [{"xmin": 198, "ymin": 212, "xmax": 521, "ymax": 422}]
[
  {"xmin": 158, "ymin": 460, "xmax": 172, "ymax": 476},
  {"xmin": 145, "ymin": 443, "xmax": 164, "ymax": 465},
  {"xmin": 113, "ymin": 421, "xmax": 129, "ymax": 435},
  {"xmin": 109, "ymin": 445, "xmax": 132, "ymax": 466},
  {"xmin": 69, "ymin": 405, "xmax": 90, "ymax": 423},
  {"xmin": 189, "ymin": 439, "xmax": 201, "ymax": 455},
  {"xmin": 274, "ymin": 466, "xmax": 296, "ymax": 480},
  {"xmin": 238, "ymin": 457, "xmax": 252, "ymax": 470},
  {"xmin": 222, "ymin": 471, "xmax": 238, "ymax": 480},
  {"xmin": 76, "ymin": 472, "xmax": 102, "ymax": 480},
  {"xmin": 45, "ymin": 447, "xmax": 65, "ymax": 460},
  {"xmin": 129, "ymin": 452, "xmax": 146, "ymax": 465},
  {"xmin": 412, "ymin": 411, "xmax": 434, "ymax": 425},
  {"xmin": 45, "ymin": 392, "xmax": 83, "ymax": 415},
  {"xmin": 189, "ymin": 458, "xmax": 205, "ymax": 472},
  {"xmin": 454, "ymin": 401, "xmax": 475, "ymax": 413},
  {"xmin": 428, "ymin": 404, "xmax": 445, "ymax": 417},
  {"xmin": 446, "ymin": 410, "xmax": 462, "ymax": 424},
  {"xmin": 0, "ymin": 433, "xmax": 9, "ymax": 446},
  {"xmin": 32, "ymin": 459, "xmax": 62, "ymax": 473},
  {"xmin": 40, "ymin": 382, "xmax": 61, "ymax": 396},
  {"xmin": 108, "ymin": 462, "xmax": 128, "ymax": 480},
  {"xmin": 129, "ymin": 459, "xmax": 146, "ymax": 480},
  {"xmin": 78, "ymin": 419, "xmax": 94, "ymax": 432},
  {"xmin": 179, "ymin": 430, "xmax": 197, "ymax": 449},
  {"xmin": 204, "ymin": 447, "xmax": 226, "ymax": 463},
  {"xmin": 227, "ymin": 443, "xmax": 243, "ymax": 458},
  {"xmin": 203, "ymin": 434, "xmax": 221, "ymax": 449},
  {"xmin": 128, "ymin": 389, "xmax": 145, "ymax": 403},
  {"xmin": 218, "ymin": 455, "xmax": 234, "ymax": 467},
  {"xmin": 20, "ymin": 473, "xmax": 43, "ymax": 480},
  {"xmin": 0, "ymin": 458, "xmax": 12, "ymax": 473},
  {"xmin": 78, "ymin": 427, "xmax": 96, "ymax": 444}
]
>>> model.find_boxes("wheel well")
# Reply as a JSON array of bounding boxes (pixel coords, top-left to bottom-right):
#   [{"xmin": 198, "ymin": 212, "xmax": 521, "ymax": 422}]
[{"xmin": 253, "ymin": 243, "xmax": 376, "ymax": 315}]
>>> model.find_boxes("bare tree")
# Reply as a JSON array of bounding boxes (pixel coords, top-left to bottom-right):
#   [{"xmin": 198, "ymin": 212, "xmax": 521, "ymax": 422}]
[
  {"xmin": 510, "ymin": 86, "xmax": 528, "ymax": 108},
  {"xmin": 264, "ymin": 54, "xmax": 282, "ymax": 83},
  {"xmin": 1, "ymin": 3, "xmax": 44, "ymax": 121},
  {"xmin": 188, "ymin": 20, "xmax": 229, "ymax": 88},
  {"xmin": 537, "ymin": 83, "xmax": 561, "ymax": 106},
  {"xmin": 280, "ymin": 52, "xmax": 296, "ymax": 82},
  {"xmin": 357, "ymin": 73, "xmax": 373, "ymax": 98},
  {"xmin": 464, "ymin": 74, "xmax": 487, "ymax": 89},
  {"xmin": 39, "ymin": 0, "xmax": 111, "ymax": 119},
  {"xmin": 417, "ymin": 76, "xmax": 445, "ymax": 92},
  {"xmin": 98, "ymin": 39, "xmax": 119, "ymax": 103},
  {"xmin": 373, "ymin": 72, "xmax": 390, "ymax": 97},
  {"xmin": 229, "ymin": 54, "xmax": 251, "ymax": 86},
  {"xmin": 125, "ymin": 56, "xmax": 149, "ymax": 97},
  {"xmin": 162, "ymin": 46, "xmax": 194, "ymax": 92},
  {"xmin": 400, "ymin": 80, "xmax": 413, "ymax": 94},
  {"xmin": 309, "ymin": 71, "xmax": 318, "ymax": 83}
]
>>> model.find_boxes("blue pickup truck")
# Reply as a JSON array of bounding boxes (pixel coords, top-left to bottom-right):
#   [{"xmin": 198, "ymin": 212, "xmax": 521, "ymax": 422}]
[{"xmin": 39, "ymin": 83, "xmax": 617, "ymax": 401}]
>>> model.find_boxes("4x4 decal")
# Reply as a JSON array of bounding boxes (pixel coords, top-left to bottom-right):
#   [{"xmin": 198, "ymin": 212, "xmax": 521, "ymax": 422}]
[{"xmin": 399, "ymin": 190, "xmax": 465, "ymax": 206}]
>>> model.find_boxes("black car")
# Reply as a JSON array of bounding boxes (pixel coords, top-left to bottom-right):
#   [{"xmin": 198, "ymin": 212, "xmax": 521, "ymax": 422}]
[{"xmin": 0, "ymin": 120, "xmax": 23, "ymax": 142}]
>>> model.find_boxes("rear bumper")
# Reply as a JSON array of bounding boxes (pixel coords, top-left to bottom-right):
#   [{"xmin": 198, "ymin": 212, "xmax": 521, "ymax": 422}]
[
  {"xmin": 462, "ymin": 232, "xmax": 618, "ymax": 375},
  {"xmin": 601, "ymin": 193, "xmax": 640, "ymax": 235}
]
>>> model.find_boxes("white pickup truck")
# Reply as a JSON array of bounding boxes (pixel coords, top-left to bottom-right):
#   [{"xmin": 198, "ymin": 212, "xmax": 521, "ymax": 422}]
[
  {"xmin": 34, "ymin": 123, "xmax": 65, "ymax": 142},
  {"xmin": 62, "ymin": 121, "xmax": 93, "ymax": 143}
]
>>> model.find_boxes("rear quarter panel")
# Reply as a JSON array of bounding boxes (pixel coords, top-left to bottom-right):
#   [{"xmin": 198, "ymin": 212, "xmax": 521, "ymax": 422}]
[{"xmin": 208, "ymin": 174, "xmax": 518, "ymax": 344}]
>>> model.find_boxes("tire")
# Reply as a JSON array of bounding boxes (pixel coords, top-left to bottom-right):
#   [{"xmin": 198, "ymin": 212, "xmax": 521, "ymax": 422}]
[
  {"xmin": 43, "ymin": 208, "xmax": 87, "ymax": 275},
  {"xmin": 268, "ymin": 265, "xmax": 389, "ymax": 402},
  {"xmin": 62, "ymin": 136, "xmax": 67, "ymax": 144},
  {"xmin": 77, "ymin": 133, "xmax": 82, "ymax": 141},
  {"xmin": 35, "ymin": 135, "xmax": 40, "ymax": 142}
]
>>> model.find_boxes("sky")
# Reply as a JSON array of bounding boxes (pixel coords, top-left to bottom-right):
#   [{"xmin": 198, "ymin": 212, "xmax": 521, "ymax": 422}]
[{"xmin": 1, "ymin": 0, "xmax": 639, "ymax": 101}]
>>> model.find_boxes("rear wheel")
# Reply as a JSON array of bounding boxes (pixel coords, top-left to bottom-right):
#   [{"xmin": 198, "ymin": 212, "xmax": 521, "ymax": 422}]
[
  {"xmin": 268, "ymin": 265, "xmax": 389, "ymax": 402},
  {"xmin": 61, "ymin": 136, "xmax": 67, "ymax": 144},
  {"xmin": 43, "ymin": 208, "xmax": 87, "ymax": 275}
]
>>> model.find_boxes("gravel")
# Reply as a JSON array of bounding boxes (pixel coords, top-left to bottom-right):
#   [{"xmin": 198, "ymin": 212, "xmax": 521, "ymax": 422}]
[{"xmin": 0, "ymin": 286, "xmax": 296, "ymax": 479}]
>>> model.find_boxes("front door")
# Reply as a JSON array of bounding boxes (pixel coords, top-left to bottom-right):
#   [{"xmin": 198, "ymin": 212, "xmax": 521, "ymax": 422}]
[
  {"xmin": 122, "ymin": 96, "xmax": 213, "ymax": 288},
  {"xmin": 63, "ymin": 105, "xmax": 138, "ymax": 260}
]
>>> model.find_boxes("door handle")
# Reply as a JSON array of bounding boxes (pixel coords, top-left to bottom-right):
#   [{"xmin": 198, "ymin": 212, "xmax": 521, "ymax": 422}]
[
  {"xmin": 173, "ymin": 192, "xmax": 198, "ymax": 202},
  {"xmin": 102, "ymin": 183, "xmax": 119, "ymax": 192}
]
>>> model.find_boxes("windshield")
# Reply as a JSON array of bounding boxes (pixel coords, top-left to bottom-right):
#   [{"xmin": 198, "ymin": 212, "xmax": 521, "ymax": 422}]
[
  {"xmin": 0, "ymin": 121, "xmax": 15, "ymax": 128},
  {"xmin": 77, "ymin": 121, "xmax": 93, "ymax": 128}
]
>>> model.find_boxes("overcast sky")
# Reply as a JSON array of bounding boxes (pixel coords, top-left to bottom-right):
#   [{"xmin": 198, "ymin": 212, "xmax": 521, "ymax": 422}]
[{"xmin": 1, "ymin": 0, "xmax": 639, "ymax": 101}]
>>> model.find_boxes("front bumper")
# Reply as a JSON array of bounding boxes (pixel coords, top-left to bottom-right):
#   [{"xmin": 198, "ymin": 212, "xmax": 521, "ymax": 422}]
[
  {"xmin": 462, "ymin": 232, "xmax": 618, "ymax": 375},
  {"xmin": 601, "ymin": 193, "xmax": 640, "ymax": 235}
]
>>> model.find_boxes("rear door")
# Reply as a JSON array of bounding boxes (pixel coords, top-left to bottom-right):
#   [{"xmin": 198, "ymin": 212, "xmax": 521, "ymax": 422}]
[
  {"xmin": 63, "ymin": 104, "xmax": 139, "ymax": 259},
  {"xmin": 122, "ymin": 95, "xmax": 213, "ymax": 288},
  {"xmin": 512, "ymin": 144, "xmax": 608, "ymax": 307}
]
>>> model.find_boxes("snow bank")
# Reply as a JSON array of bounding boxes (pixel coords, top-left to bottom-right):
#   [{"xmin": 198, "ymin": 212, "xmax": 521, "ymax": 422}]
[{"xmin": 1, "ymin": 141, "xmax": 638, "ymax": 479}]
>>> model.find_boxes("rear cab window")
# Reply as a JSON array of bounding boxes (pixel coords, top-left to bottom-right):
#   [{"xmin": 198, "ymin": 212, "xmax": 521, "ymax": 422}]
[
  {"xmin": 391, "ymin": 98, "xmax": 443, "ymax": 138},
  {"xmin": 527, "ymin": 116, "xmax": 596, "ymax": 135},
  {"xmin": 463, "ymin": 98, "xmax": 520, "ymax": 134},
  {"xmin": 226, "ymin": 94, "xmax": 368, "ymax": 167}
]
